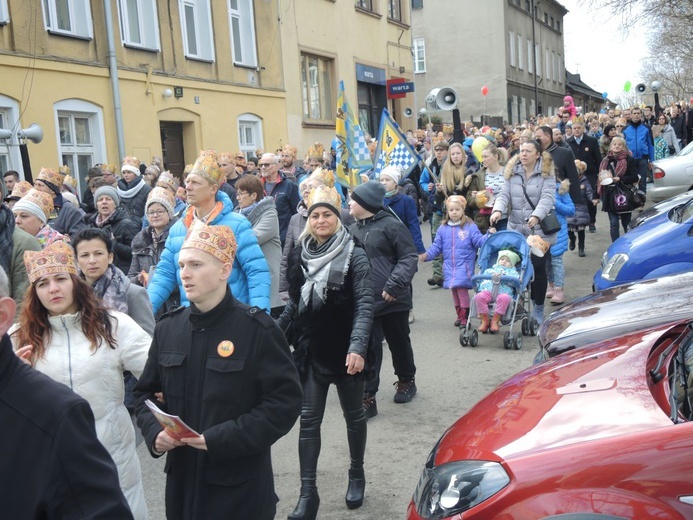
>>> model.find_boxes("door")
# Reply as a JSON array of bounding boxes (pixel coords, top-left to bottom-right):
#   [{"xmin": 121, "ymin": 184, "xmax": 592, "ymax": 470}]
[{"xmin": 160, "ymin": 122, "xmax": 184, "ymax": 179}]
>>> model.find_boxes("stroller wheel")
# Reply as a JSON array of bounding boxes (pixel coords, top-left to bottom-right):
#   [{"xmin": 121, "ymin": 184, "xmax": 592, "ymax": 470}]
[
  {"xmin": 470, "ymin": 330, "xmax": 479, "ymax": 347},
  {"xmin": 460, "ymin": 330, "xmax": 469, "ymax": 347},
  {"xmin": 529, "ymin": 318, "xmax": 538, "ymax": 336},
  {"xmin": 503, "ymin": 331, "xmax": 511, "ymax": 350},
  {"xmin": 513, "ymin": 334, "xmax": 523, "ymax": 350},
  {"xmin": 521, "ymin": 317, "xmax": 530, "ymax": 336}
]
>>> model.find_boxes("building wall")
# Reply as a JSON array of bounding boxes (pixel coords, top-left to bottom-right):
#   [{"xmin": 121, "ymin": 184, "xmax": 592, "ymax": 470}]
[{"xmin": 281, "ymin": 0, "xmax": 413, "ymax": 157}]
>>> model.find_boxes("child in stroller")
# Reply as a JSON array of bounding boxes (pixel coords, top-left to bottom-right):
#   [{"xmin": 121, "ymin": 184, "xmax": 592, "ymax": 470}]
[{"xmin": 475, "ymin": 250, "xmax": 521, "ymax": 334}]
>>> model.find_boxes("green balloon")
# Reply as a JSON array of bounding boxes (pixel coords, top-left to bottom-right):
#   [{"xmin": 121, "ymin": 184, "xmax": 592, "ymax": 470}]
[{"xmin": 624, "ymin": 81, "xmax": 632, "ymax": 92}]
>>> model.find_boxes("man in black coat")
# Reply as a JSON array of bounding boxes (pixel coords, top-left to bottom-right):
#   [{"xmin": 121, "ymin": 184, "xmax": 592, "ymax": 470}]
[
  {"xmin": 135, "ymin": 223, "xmax": 302, "ymax": 520},
  {"xmin": 671, "ymin": 105, "xmax": 687, "ymax": 147},
  {"xmin": 349, "ymin": 181, "xmax": 419, "ymax": 419},
  {"xmin": 566, "ymin": 119, "xmax": 603, "ymax": 231},
  {"xmin": 0, "ymin": 267, "xmax": 132, "ymax": 519},
  {"xmin": 535, "ymin": 125, "xmax": 582, "ymax": 207}
]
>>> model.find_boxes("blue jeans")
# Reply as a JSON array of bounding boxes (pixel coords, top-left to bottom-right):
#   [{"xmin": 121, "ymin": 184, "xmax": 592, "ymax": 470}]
[
  {"xmin": 546, "ymin": 254, "xmax": 565, "ymax": 287},
  {"xmin": 608, "ymin": 212, "xmax": 631, "ymax": 242}
]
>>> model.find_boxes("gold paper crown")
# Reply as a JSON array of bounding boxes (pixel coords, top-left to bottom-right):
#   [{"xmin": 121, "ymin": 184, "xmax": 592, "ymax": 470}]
[
  {"xmin": 307, "ymin": 143, "xmax": 325, "ymax": 160},
  {"xmin": 101, "ymin": 163, "xmax": 117, "ymax": 175},
  {"xmin": 121, "ymin": 156, "xmax": 141, "ymax": 174},
  {"xmin": 183, "ymin": 163, "xmax": 194, "ymax": 175},
  {"xmin": 218, "ymin": 152, "xmax": 235, "ymax": 165},
  {"xmin": 7, "ymin": 180, "xmax": 33, "ymax": 200},
  {"xmin": 37, "ymin": 167, "xmax": 65, "ymax": 188},
  {"xmin": 307, "ymin": 185, "xmax": 341, "ymax": 214},
  {"xmin": 157, "ymin": 170, "xmax": 180, "ymax": 193},
  {"xmin": 573, "ymin": 115, "xmax": 585, "ymax": 125},
  {"xmin": 24, "ymin": 240, "xmax": 77, "ymax": 284},
  {"xmin": 443, "ymin": 124, "xmax": 454, "ymax": 134},
  {"xmin": 182, "ymin": 223, "xmax": 237, "ymax": 265},
  {"xmin": 14, "ymin": 188, "xmax": 54, "ymax": 221},
  {"xmin": 63, "ymin": 175, "xmax": 77, "ymax": 189},
  {"xmin": 190, "ymin": 151, "xmax": 224, "ymax": 186},
  {"xmin": 59, "ymin": 165, "xmax": 71, "ymax": 176},
  {"xmin": 310, "ymin": 167, "xmax": 335, "ymax": 188},
  {"xmin": 282, "ymin": 144, "xmax": 298, "ymax": 157}
]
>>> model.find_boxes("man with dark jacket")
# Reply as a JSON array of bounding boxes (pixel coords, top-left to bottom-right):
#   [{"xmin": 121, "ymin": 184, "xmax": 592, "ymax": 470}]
[
  {"xmin": 535, "ymin": 126, "xmax": 582, "ymax": 216},
  {"xmin": 135, "ymin": 224, "xmax": 302, "ymax": 520},
  {"xmin": 259, "ymin": 153, "xmax": 300, "ymax": 247},
  {"xmin": 0, "ymin": 267, "xmax": 133, "ymax": 519},
  {"xmin": 670, "ymin": 105, "xmax": 687, "ymax": 148},
  {"xmin": 349, "ymin": 181, "xmax": 418, "ymax": 419},
  {"xmin": 566, "ymin": 119, "xmax": 602, "ymax": 231}
]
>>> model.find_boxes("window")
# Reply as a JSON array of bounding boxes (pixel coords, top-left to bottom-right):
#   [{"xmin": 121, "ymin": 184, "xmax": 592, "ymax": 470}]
[
  {"xmin": 552, "ymin": 51, "xmax": 557, "ymax": 81},
  {"xmin": 412, "ymin": 0, "xmax": 423, "ymax": 9},
  {"xmin": 512, "ymin": 95, "xmax": 519, "ymax": 124},
  {"xmin": 300, "ymin": 53, "xmax": 333, "ymax": 122},
  {"xmin": 228, "ymin": 0, "xmax": 258, "ymax": 68},
  {"xmin": 413, "ymin": 38, "xmax": 425, "ymax": 73},
  {"xmin": 356, "ymin": 0, "xmax": 373, "ymax": 10},
  {"xmin": 550, "ymin": 16, "xmax": 554, "ymax": 27},
  {"xmin": 118, "ymin": 0, "xmax": 160, "ymax": 50},
  {"xmin": 544, "ymin": 12, "xmax": 548, "ymax": 23},
  {"xmin": 525, "ymin": 0, "xmax": 530, "ymax": 11},
  {"xmin": 179, "ymin": 0, "xmax": 215, "ymax": 61},
  {"xmin": 520, "ymin": 97, "xmax": 526, "ymax": 122},
  {"xmin": 237, "ymin": 114, "xmax": 263, "ymax": 157},
  {"xmin": 509, "ymin": 31, "xmax": 516, "ymax": 67},
  {"xmin": 517, "ymin": 34, "xmax": 523, "ymax": 70},
  {"xmin": 42, "ymin": 0, "xmax": 93, "ymax": 39},
  {"xmin": 0, "ymin": 0, "xmax": 9, "ymax": 24},
  {"xmin": 545, "ymin": 49, "xmax": 550, "ymax": 80},
  {"xmin": 527, "ymin": 39, "xmax": 533, "ymax": 74},
  {"xmin": 0, "ymin": 96, "xmax": 22, "ymax": 176},
  {"xmin": 388, "ymin": 0, "xmax": 401, "ymax": 21},
  {"xmin": 54, "ymin": 100, "xmax": 106, "ymax": 193},
  {"xmin": 556, "ymin": 20, "xmax": 561, "ymax": 32},
  {"xmin": 558, "ymin": 54, "xmax": 563, "ymax": 83},
  {"xmin": 530, "ymin": 99, "xmax": 536, "ymax": 119},
  {"xmin": 535, "ymin": 43, "xmax": 541, "ymax": 76}
]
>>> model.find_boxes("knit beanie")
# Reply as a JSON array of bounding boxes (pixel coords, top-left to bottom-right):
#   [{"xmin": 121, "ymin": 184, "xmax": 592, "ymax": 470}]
[
  {"xmin": 146, "ymin": 186, "xmax": 175, "ymax": 218},
  {"xmin": 351, "ymin": 180, "xmax": 385, "ymax": 214},
  {"xmin": 498, "ymin": 249, "xmax": 520, "ymax": 267},
  {"xmin": 379, "ymin": 166, "xmax": 402, "ymax": 184},
  {"xmin": 94, "ymin": 185, "xmax": 121, "ymax": 207}
]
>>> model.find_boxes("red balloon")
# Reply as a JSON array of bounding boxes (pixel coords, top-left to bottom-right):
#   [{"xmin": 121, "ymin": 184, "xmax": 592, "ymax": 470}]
[{"xmin": 481, "ymin": 86, "xmax": 489, "ymax": 96}]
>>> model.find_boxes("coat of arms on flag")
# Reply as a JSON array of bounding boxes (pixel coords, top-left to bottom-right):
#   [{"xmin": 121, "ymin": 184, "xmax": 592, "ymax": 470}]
[
  {"xmin": 372, "ymin": 109, "xmax": 422, "ymax": 179},
  {"xmin": 335, "ymin": 81, "xmax": 373, "ymax": 188}
]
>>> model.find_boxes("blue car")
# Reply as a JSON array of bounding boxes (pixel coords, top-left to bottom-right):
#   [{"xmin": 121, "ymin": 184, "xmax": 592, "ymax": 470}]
[{"xmin": 594, "ymin": 197, "xmax": 693, "ymax": 290}]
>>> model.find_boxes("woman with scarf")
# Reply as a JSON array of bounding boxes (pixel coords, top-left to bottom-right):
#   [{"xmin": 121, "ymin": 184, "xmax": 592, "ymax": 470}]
[
  {"xmin": 12, "ymin": 188, "xmax": 67, "ymax": 248},
  {"xmin": 9, "ymin": 241, "xmax": 151, "ymax": 519},
  {"xmin": 117, "ymin": 156, "xmax": 152, "ymax": 223},
  {"xmin": 128, "ymin": 187, "xmax": 180, "ymax": 318},
  {"xmin": 33, "ymin": 167, "xmax": 86, "ymax": 237},
  {"xmin": 598, "ymin": 137, "xmax": 640, "ymax": 242},
  {"xmin": 86, "ymin": 185, "xmax": 141, "ymax": 274},
  {"xmin": 278, "ymin": 185, "xmax": 373, "ymax": 520},
  {"xmin": 599, "ymin": 124, "xmax": 617, "ymax": 158},
  {"xmin": 233, "ymin": 174, "xmax": 283, "ymax": 312}
]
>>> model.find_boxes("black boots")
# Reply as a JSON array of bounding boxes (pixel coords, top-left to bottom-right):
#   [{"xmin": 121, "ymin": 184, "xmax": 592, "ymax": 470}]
[
  {"xmin": 287, "ymin": 488, "xmax": 319, "ymax": 520},
  {"xmin": 345, "ymin": 468, "xmax": 366, "ymax": 509}
]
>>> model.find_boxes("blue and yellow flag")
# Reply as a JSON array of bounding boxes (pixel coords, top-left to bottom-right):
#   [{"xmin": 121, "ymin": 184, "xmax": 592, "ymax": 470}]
[
  {"xmin": 335, "ymin": 81, "xmax": 373, "ymax": 188},
  {"xmin": 372, "ymin": 108, "xmax": 424, "ymax": 179}
]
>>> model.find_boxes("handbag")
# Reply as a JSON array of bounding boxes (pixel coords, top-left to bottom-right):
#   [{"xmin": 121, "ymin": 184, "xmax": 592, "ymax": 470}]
[
  {"xmin": 626, "ymin": 184, "xmax": 646, "ymax": 209},
  {"xmin": 611, "ymin": 184, "xmax": 633, "ymax": 213},
  {"xmin": 520, "ymin": 178, "xmax": 561, "ymax": 234}
]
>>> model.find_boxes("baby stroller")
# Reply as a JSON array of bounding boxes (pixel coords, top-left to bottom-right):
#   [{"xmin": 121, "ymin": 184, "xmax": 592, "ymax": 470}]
[{"xmin": 460, "ymin": 230, "xmax": 536, "ymax": 349}]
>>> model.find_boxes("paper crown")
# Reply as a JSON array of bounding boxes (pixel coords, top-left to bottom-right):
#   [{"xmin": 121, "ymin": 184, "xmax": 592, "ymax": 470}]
[
  {"xmin": 572, "ymin": 115, "xmax": 585, "ymax": 125},
  {"xmin": 14, "ymin": 188, "xmax": 54, "ymax": 222},
  {"xmin": 59, "ymin": 165, "xmax": 70, "ymax": 176},
  {"xmin": 63, "ymin": 175, "xmax": 77, "ymax": 189},
  {"xmin": 183, "ymin": 163, "xmax": 194, "ymax": 176},
  {"xmin": 121, "ymin": 156, "xmax": 141, "ymax": 175},
  {"xmin": 218, "ymin": 152, "xmax": 235, "ymax": 165},
  {"xmin": 307, "ymin": 184, "xmax": 341, "ymax": 215},
  {"xmin": 101, "ymin": 163, "xmax": 117, "ymax": 175},
  {"xmin": 146, "ymin": 186, "xmax": 175, "ymax": 217},
  {"xmin": 24, "ymin": 240, "xmax": 77, "ymax": 283},
  {"xmin": 445, "ymin": 195, "xmax": 466, "ymax": 210},
  {"xmin": 190, "ymin": 151, "xmax": 224, "ymax": 186},
  {"xmin": 443, "ymin": 124, "xmax": 454, "ymax": 134},
  {"xmin": 307, "ymin": 142, "xmax": 324, "ymax": 160},
  {"xmin": 6, "ymin": 180, "xmax": 33, "ymax": 200},
  {"xmin": 310, "ymin": 167, "xmax": 335, "ymax": 188},
  {"xmin": 157, "ymin": 170, "xmax": 180, "ymax": 193},
  {"xmin": 182, "ymin": 223, "xmax": 237, "ymax": 265},
  {"xmin": 37, "ymin": 167, "xmax": 65, "ymax": 188},
  {"xmin": 282, "ymin": 144, "xmax": 298, "ymax": 157}
]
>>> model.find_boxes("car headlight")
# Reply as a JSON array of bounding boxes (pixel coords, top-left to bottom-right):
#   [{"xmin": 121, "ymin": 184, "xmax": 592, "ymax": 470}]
[
  {"xmin": 413, "ymin": 460, "xmax": 510, "ymax": 519},
  {"xmin": 601, "ymin": 253, "xmax": 629, "ymax": 281}
]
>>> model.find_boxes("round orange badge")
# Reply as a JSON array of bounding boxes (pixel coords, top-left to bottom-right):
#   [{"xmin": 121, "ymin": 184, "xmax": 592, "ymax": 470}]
[{"xmin": 217, "ymin": 340, "xmax": 234, "ymax": 358}]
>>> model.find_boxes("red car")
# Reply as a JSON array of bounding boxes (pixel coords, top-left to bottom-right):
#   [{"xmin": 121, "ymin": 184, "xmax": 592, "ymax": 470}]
[{"xmin": 407, "ymin": 320, "xmax": 693, "ymax": 520}]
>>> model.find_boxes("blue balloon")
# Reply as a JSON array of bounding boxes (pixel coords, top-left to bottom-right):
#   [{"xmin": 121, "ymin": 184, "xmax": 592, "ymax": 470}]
[
  {"xmin": 602, "ymin": 92, "xmax": 608, "ymax": 99},
  {"xmin": 331, "ymin": 136, "xmax": 340, "ymax": 151}
]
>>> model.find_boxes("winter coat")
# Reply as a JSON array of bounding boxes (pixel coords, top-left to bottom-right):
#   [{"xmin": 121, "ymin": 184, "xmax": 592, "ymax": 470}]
[
  {"xmin": 478, "ymin": 264, "xmax": 520, "ymax": 295},
  {"xmin": 349, "ymin": 210, "xmax": 418, "ymax": 316},
  {"xmin": 671, "ymin": 114, "xmax": 687, "ymax": 144},
  {"xmin": 492, "ymin": 153, "xmax": 558, "ymax": 245},
  {"xmin": 147, "ymin": 190, "xmax": 271, "ymax": 313},
  {"xmin": 384, "ymin": 190, "xmax": 425, "ymax": 253},
  {"xmin": 622, "ymin": 122, "xmax": 655, "ymax": 160},
  {"xmin": 261, "ymin": 173, "xmax": 300, "ymax": 244},
  {"xmin": 0, "ymin": 334, "xmax": 133, "ymax": 519},
  {"xmin": 567, "ymin": 175, "xmax": 594, "ymax": 227},
  {"xmin": 599, "ymin": 135, "xmax": 612, "ymax": 159},
  {"xmin": 135, "ymin": 290, "xmax": 302, "ymax": 520},
  {"xmin": 47, "ymin": 194, "xmax": 87, "ymax": 237},
  {"xmin": 10, "ymin": 226, "xmax": 41, "ymax": 319},
  {"xmin": 9, "ymin": 311, "xmax": 152, "ymax": 519},
  {"xmin": 419, "ymin": 158, "xmax": 445, "ymax": 213},
  {"xmin": 661, "ymin": 124, "xmax": 680, "ymax": 154},
  {"xmin": 550, "ymin": 179, "xmax": 576, "ymax": 256},
  {"xmin": 566, "ymin": 134, "xmax": 602, "ymax": 182},
  {"xmin": 87, "ymin": 206, "xmax": 142, "ymax": 274},
  {"xmin": 545, "ymin": 143, "xmax": 582, "ymax": 204},
  {"xmin": 424, "ymin": 220, "xmax": 487, "ymax": 290},
  {"xmin": 464, "ymin": 169, "xmax": 493, "ymax": 233},
  {"xmin": 278, "ymin": 242, "xmax": 373, "ymax": 382},
  {"xmin": 118, "ymin": 176, "xmax": 152, "ymax": 223},
  {"xmin": 236, "ymin": 197, "xmax": 283, "ymax": 309},
  {"xmin": 600, "ymin": 155, "xmax": 640, "ymax": 214}
]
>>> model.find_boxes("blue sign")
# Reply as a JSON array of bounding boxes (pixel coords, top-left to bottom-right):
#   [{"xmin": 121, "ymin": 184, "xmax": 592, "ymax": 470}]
[
  {"xmin": 388, "ymin": 82, "xmax": 415, "ymax": 95},
  {"xmin": 356, "ymin": 64, "xmax": 386, "ymax": 86}
]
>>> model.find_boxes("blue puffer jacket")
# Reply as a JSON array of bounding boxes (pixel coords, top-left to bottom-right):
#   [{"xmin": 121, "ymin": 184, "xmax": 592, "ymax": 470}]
[
  {"xmin": 423, "ymin": 220, "xmax": 487, "ymax": 289},
  {"xmin": 384, "ymin": 190, "xmax": 425, "ymax": 253},
  {"xmin": 550, "ymin": 179, "xmax": 576, "ymax": 257},
  {"xmin": 147, "ymin": 191, "xmax": 271, "ymax": 312}
]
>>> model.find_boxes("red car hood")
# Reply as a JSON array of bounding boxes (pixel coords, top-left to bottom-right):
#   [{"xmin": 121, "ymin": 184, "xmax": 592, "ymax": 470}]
[{"xmin": 436, "ymin": 327, "xmax": 674, "ymax": 466}]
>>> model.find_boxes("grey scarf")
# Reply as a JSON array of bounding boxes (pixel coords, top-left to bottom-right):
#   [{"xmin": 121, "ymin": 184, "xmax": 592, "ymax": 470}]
[
  {"xmin": 299, "ymin": 227, "xmax": 354, "ymax": 313},
  {"xmin": 91, "ymin": 264, "xmax": 129, "ymax": 313}
]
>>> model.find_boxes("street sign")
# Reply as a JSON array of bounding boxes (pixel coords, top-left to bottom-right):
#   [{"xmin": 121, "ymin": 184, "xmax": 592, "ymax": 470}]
[{"xmin": 387, "ymin": 81, "xmax": 415, "ymax": 98}]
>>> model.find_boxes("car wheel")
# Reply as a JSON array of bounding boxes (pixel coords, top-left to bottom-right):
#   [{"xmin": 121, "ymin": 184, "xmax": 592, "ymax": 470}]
[{"xmin": 470, "ymin": 329, "xmax": 478, "ymax": 347}]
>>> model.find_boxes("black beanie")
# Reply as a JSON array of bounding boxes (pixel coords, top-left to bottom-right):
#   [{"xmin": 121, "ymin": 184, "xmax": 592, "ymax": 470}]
[{"xmin": 351, "ymin": 180, "xmax": 385, "ymax": 214}]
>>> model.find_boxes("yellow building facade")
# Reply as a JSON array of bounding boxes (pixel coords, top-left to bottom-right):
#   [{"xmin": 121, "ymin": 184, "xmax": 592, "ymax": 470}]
[{"xmin": 0, "ymin": 0, "xmax": 287, "ymax": 193}]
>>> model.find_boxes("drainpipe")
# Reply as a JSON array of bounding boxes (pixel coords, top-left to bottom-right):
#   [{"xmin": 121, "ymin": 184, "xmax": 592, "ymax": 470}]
[{"xmin": 103, "ymin": 0, "xmax": 126, "ymax": 162}]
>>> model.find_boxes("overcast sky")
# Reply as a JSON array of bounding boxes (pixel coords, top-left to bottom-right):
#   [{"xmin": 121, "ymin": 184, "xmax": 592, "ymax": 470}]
[{"xmin": 560, "ymin": 0, "xmax": 650, "ymax": 105}]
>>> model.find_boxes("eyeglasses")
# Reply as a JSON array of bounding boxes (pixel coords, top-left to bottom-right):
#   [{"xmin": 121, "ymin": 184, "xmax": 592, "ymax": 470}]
[
  {"xmin": 146, "ymin": 209, "xmax": 167, "ymax": 217},
  {"xmin": 236, "ymin": 191, "xmax": 249, "ymax": 197},
  {"xmin": 258, "ymin": 163, "xmax": 273, "ymax": 168}
]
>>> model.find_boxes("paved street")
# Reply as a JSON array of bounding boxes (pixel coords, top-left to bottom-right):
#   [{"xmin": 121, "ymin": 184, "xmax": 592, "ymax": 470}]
[{"xmin": 138, "ymin": 210, "xmax": 616, "ymax": 520}]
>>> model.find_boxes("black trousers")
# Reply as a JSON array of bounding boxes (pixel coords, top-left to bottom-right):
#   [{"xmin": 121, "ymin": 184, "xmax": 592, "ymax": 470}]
[
  {"xmin": 530, "ymin": 253, "xmax": 548, "ymax": 306},
  {"xmin": 586, "ymin": 174, "xmax": 598, "ymax": 225},
  {"xmin": 364, "ymin": 310, "xmax": 416, "ymax": 396},
  {"xmin": 297, "ymin": 367, "xmax": 367, "ymax": 487}
]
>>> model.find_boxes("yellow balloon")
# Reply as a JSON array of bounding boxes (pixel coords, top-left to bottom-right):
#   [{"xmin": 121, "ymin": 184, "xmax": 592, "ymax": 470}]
[{"xmin": 472, "ymin": 137, "xmax": 490, "ymax": 163}]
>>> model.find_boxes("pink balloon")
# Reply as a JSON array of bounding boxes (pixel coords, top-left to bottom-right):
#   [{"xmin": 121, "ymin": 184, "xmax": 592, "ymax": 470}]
[{"xmin": 481, "ymin": 86, "xmax": 489, "ymax": 96}]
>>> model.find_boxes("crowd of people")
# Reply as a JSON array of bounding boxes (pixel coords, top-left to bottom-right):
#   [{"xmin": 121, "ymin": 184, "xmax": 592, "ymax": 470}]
[{"xmin": 0, "ymin": 96, "xmax": 674, "ymax": 518}]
